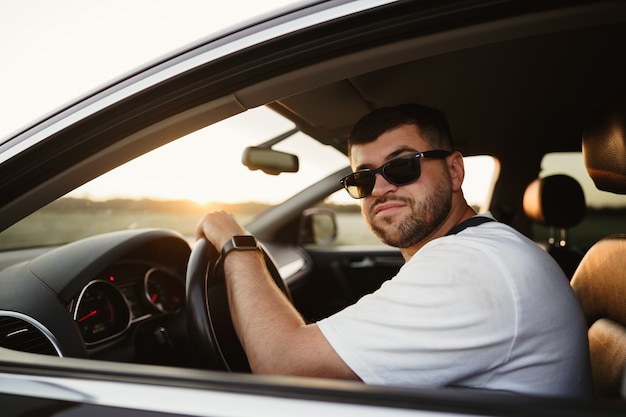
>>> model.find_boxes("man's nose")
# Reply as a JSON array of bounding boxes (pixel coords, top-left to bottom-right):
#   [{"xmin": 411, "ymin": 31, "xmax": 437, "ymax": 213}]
[{"xmin": 370, "ymin": 172, "xmax": 397, "ymax": 197}]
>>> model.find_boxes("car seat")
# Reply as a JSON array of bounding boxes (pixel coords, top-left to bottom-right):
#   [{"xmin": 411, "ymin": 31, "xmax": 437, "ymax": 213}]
[
  {"xmin": 523, "ymin": 174, "xmax": 586, "ymax": 279},
  {"xmin": 571, "ymin": 95, "xmax": 626, "ymax": 398}
]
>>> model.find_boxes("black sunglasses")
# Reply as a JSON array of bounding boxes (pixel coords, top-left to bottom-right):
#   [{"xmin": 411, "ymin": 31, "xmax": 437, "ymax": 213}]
[{"xmin": 340, "ymin": 150, "xmax": 451, "ymax": 199}]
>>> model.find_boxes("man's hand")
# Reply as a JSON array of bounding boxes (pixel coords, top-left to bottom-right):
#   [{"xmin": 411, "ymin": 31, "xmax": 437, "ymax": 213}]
[{"xmin": 195, "ymin": 210, "xmax": 248, "ymax": 252}]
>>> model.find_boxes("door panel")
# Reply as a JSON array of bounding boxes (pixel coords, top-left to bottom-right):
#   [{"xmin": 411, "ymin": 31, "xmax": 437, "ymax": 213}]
[{"xmin": 292, "ymin": 246, "xmax": 403, "ymax": 322}]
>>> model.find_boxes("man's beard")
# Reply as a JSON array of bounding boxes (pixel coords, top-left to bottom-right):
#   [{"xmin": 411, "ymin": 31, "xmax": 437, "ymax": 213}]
[{"xmin": 365, "ymin": 179, "xmax": 452, "ymax": 248}]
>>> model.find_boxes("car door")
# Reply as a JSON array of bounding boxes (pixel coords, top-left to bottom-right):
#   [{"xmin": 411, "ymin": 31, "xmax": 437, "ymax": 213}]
[
  {"xmin": 280, "ymin": 192, "xmax": 403, "ymax": 322},
  {"xmin": 299, "ymin": 244, "xmax": 403, "ymax": 321}
]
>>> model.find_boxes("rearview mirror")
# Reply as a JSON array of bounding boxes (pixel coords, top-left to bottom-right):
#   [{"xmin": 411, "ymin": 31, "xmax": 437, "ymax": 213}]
[{"xmin": 242, "ymin": 147, "xmax": 299, "ymax": 175}]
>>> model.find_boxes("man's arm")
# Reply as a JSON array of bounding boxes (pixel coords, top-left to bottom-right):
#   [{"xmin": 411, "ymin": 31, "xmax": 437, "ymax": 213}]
[{"xmin": 196, "ymin": 211, "xmax": 359, "ymax": 380}]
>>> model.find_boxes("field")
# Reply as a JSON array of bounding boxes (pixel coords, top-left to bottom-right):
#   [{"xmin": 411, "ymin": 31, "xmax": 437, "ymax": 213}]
[
  {"xmin": 1, "ymin": 197, "xmax": 625, "ymax": 251},
  {"xmin": 0, "ymin": 198, "xmax": 264, "ymax": 250},
  {"xmin": 0, "ymin": 211, "xmax": 380, "ymax": 251}
]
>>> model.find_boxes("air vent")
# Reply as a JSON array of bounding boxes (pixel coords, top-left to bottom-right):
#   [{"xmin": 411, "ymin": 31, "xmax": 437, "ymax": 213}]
[{"xmin": 0, "ymin": 312, "xmax": 62, "ymax": 356}]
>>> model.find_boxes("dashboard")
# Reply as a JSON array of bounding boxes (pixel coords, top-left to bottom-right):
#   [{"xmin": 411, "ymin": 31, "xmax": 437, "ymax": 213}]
[
  {"xmin": 0, "ymin": 229, "xmax": 194, "ymax": 364},
  {"xmin": 0, "ymin": 228, "xmax": 311, "ymax": 368}
]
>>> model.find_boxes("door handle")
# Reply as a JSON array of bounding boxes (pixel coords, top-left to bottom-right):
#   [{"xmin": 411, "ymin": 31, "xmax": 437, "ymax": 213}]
[{"xmin": 349, "ymin": 256, "xmax": 402, "ymax": 268}]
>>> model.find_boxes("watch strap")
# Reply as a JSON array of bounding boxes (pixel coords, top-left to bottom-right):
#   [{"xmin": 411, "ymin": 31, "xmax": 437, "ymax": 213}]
[{"xmin": 221, "ymin": 235, "xmax": 259, "ymax": 259}]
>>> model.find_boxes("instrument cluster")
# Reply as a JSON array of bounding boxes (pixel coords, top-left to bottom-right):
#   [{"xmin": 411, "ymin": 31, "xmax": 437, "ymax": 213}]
[{"xmin": 73, "ymin": 261, "xmax": 185, "ymax": 346}]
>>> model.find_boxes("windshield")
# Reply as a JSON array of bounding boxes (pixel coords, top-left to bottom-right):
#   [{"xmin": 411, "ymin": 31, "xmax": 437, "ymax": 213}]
[{"xmin": 0, "ymin": 107, "xmax": 348, "ymax": 250}]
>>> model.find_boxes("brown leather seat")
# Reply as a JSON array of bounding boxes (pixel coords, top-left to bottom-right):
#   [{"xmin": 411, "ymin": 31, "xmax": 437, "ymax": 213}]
[
  {"xmin": 523, "ymin": 174, "xmax": 586, "ymax": 279},
  {"xmin": 571, "ymin": 96, "xmax": 626, "ymax": 398}
]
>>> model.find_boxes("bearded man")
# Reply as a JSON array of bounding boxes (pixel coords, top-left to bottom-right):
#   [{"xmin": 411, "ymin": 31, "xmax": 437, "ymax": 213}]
[{"xmin": 196, "ymin": 103, "xmax": 591, "ymax": 398}]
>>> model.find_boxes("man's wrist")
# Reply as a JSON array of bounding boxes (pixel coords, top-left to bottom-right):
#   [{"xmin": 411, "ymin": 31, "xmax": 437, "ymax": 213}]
[{"xmin": 221, "ymin": 235, "xmax": 260, "ymax": 259}]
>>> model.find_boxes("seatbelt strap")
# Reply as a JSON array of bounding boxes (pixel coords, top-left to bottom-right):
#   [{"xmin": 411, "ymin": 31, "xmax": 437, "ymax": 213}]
[{"xmin": 445, "ymin": 216, "xmax": 495, "ymax": 236}]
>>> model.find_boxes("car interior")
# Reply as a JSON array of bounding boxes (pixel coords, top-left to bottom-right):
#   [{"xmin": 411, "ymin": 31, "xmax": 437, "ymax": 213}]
[{"xmin": 1, "ymin": 0, "xmax": 626, "ymax": 412}]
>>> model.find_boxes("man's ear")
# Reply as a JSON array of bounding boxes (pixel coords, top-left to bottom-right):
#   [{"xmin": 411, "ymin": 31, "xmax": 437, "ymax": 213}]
[{"xmin": 448, "ymin": 151, "xmax": 465, "ymax": 192}]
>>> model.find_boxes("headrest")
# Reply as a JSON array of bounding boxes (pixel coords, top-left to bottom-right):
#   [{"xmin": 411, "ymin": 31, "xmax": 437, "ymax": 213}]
[
  {"xmin": 523, "ymin": 174, "xmax": 586, "ymax": 228},
  {"xmin": 582, "ymin": 96, "xmax": 626, "ymax": 194},
  {"xmin": 571, "ymin": 235, "xmax": 626, "ymax": 326}
]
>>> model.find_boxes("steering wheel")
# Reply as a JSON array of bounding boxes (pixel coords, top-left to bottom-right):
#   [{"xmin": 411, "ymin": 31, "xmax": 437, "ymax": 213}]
[{"xmin": 185, "ymin": 237, "xmax": 290, "ymax": 372}]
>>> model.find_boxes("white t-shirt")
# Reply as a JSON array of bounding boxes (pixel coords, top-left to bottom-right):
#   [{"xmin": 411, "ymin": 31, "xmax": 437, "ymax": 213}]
[{"xmin": 317, "ymin": 216, "xmax": 591, "ymax": 398}]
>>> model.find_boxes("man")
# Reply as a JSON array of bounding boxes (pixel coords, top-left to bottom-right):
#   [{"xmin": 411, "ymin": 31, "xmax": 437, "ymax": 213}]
[{"xmin": 196, "ymin": 103, "xmax": 591, "ymax": 397}]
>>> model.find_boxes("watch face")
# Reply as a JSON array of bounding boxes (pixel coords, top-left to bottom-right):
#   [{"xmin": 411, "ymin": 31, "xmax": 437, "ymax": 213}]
[{"xmin": 233, "ymin": 235, "xmax": 257, "ymax": 248}]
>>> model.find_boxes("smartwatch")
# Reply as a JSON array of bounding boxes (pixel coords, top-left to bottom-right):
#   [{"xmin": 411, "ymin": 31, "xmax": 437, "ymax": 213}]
[{"xmin": 221, "ymin": 235, "xmax": 260, "ymax": 259}]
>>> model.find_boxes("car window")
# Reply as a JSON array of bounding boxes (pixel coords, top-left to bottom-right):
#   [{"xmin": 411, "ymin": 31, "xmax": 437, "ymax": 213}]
[
  {"xmin": 535, "ymin": 152, "xmax": 626, "ymax": 249},
  {"xmin": 0, "ymin": 107, "xmax": 348, "ymax": 250}
]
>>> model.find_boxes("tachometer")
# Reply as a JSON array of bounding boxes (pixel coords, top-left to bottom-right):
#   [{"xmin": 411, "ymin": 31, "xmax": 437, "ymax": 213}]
[
  {"xmin": 144, "ymin": 268, "xmax": 185, "ymax": 313},
  {"xmin": 74, "ymin": 280, "xmax": 131, "ymax": 345}
]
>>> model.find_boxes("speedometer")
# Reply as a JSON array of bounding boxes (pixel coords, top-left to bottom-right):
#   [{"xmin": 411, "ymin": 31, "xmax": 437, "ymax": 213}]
[
  {"xmin": 144, "ymin": 268, "xmax": 185, "ymax": 313},
  {"xmin": 74, "ymin": 280, "xmax": 131, "ymax": 345}
]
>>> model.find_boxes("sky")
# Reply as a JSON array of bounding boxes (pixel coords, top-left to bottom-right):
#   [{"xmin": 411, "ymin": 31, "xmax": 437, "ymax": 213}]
[{"xmin": 0, "ymin": 1, "xmax": 302, "ymax": 140}]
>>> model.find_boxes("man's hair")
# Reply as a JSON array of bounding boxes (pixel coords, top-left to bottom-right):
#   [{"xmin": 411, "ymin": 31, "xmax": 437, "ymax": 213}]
[{"xmin": 348, "ymin": 103, "xmax": 454, "ymax": 156}]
